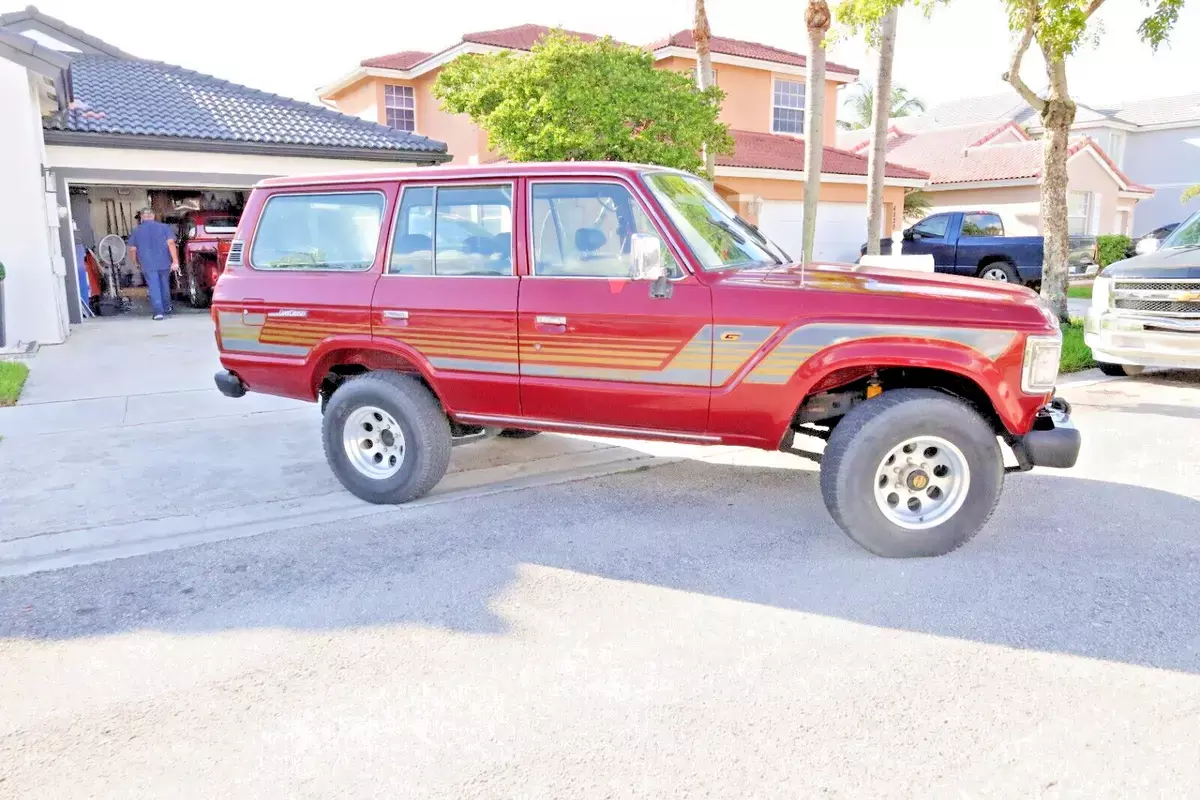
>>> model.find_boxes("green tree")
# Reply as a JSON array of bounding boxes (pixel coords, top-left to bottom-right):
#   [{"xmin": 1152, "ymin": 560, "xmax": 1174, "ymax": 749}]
[
  {"xmin": 1001, "ymin": 0, "xmax": 1185, "ymax": 322},
  {"xmin": 1183, "ymin": 184, "xmax": 1200, "ymax": 203},
  {"xmin": 903, "ymin": 189, "xmax": 932, "ymax": 221},
  {"xmin": 433, "ymin": 31, "xmax": 732, "ymax": 176},
  {"xmin": 838, "ymin": 81, "xmax": 926, "ymax": 129}
]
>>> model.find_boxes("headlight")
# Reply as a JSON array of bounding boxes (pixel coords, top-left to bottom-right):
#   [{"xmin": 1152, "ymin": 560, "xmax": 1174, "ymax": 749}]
[
  {"xmin": 1022, "ymin": 334, "xmax": 1062, "ymax": 394},
  {"xmin": 1092, "ymin": 276, "xmax": 1113, "ymax": 310}
]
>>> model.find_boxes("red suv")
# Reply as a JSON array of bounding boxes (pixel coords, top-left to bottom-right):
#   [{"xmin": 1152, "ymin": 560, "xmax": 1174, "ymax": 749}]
[{"xmin": 211, "ymin": 162, "xmax": 1079, "ymax": 557}]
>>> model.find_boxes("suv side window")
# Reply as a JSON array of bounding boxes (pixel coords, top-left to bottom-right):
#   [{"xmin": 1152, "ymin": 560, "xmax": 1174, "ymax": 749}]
[
  {"xmin": 389, "ymin": 184, "xmax": 514, "ymax": 276},
  {"xmin": 961, "ymin": 213, "xmax": 1004, "ymax": 237},
  {"xmin": 250, "ymin": 192, "xmax": 385, "ymax": 271},
  {"xmin": 530, "ymin": 182, "xmax": 678, "ymax": 278},
  {"xmin": 912, "ymin": 214, "xmax": 949, "ymax": 240}
]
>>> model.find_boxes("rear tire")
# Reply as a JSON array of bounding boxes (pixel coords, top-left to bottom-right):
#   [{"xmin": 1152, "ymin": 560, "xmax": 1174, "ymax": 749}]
[
  {"xmin": 819, "ymin": 388, "xmax": 1004, "ymax": 558},
  {"xmin": 499, "ymin": 428, "xmax": 541, "ymax": 439},
  {"xmin": 1098, "ymin": 362, "xmax": 1144, "ymax": 377},
  {"xmin": 321, "ymin": 372, "xmax": 451, "ymax": 504},
  {"xmin": 977, "ymin": 261, "xmax": 1020, "ymax": 283}
]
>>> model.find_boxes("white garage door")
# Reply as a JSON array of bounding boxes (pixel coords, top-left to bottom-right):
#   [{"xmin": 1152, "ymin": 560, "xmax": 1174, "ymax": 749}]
[{"xmin": 758, "ymin": 201, "xmax": 868, "ymax": 264}]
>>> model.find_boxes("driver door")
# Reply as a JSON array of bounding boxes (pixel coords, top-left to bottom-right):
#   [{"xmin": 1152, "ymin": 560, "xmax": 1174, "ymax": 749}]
[{"xmin": 516, "ymin": 178, "xmax": 713, "ymax": 435}]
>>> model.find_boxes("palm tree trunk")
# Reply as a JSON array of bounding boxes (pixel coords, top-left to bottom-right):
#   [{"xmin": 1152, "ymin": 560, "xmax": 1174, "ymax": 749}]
[
  {"xmin": 801, "ymin": 1, "xmax": 830, "ymax": 265},
  {"xmin": 1040, "ymin": 56, "xmax": 1076, "ymax": 323},
  {"xmin": 694, "ymin": 0, "xmax": 716, "ymax": 180},
  {"xmin": 865, "ymin": 8, "xmax": 898, "ymax": 256}
]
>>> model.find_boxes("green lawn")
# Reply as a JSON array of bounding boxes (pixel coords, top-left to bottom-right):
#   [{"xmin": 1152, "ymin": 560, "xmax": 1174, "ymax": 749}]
[
  {"xmin": 0, "ymin": 361, "xmax": 29, "ymax": 406},
  {"xmin": 1067, "ymin": 284, "xmax": 1093, "ymax": 299},
  {"xmin": 1060, "ymin": 319, "xmax": 1095, "ymax": 373}
]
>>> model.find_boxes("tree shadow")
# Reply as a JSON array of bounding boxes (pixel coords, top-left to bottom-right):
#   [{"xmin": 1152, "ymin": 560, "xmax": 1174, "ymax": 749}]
[{"xmin": 1, "ymin": 462, "xmax": 1198, "ymax": 675}]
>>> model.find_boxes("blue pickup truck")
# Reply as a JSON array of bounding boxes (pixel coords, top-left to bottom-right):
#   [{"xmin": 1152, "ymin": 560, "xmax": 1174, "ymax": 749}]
[{"xmin": 864, "ymin": 211, "xmax": 1045, "ymax": 285}]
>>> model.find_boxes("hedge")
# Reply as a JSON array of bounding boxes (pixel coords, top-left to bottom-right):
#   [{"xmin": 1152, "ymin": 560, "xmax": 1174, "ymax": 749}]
[{"xmin": 1095, "ymin": 235, "xmax": 1132, "ymax": 268}]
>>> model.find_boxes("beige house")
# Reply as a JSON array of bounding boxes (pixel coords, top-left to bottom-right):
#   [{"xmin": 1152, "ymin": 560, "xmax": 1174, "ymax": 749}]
[
  {"xmin": 317, "ymin": 24, "xmax": 929, "ymax": 263},
  {"xmin": 841, "ymin": 120, "xmax": 1153, "ymax": 236}
]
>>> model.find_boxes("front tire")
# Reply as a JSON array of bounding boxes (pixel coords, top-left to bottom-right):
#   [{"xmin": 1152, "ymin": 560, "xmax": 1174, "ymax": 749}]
[
  {"xmin": 321, "ymin": 372, "xmax": 451, "ymax": 504},
  {"xmin": 1098, "ymin": 362, "xmax": 1144, "ymax": 377},
  {"xmin": 819, "ymin": 389, "xmax": 1004, "ymax": 558},
  {"xmin": 186, "ymin": 260, "xmax": 212, "ymax": 308}
]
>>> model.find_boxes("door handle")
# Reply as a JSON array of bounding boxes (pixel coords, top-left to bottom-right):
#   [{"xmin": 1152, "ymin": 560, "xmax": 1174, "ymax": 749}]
[
  {"xmin": 381, "ymin": 309, "xmax": 410, "ymax": 326},
  {"xmin": 534, "ymin": 315, "xmax": 567, "ymax": 333}
]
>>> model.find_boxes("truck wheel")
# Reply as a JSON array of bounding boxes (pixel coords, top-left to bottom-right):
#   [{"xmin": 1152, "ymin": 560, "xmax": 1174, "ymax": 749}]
[
  {"xmin": 499, "ymin": 428, "xmax": 541, "ymax": 439},
  {"xmin": 1098, "ymin": 362, "xmax": 1144, "ymax": 377},
  {"xmin": 978, "ymin": 261, "xmax": 1020, "ymax": 283},
  {"xmin": 819, "ymin": 388, "xmax": 1004, "ymax": 558},
  {"xmin": 186, "ymin": 261, "xmax": 212, "ymax": 308},
  {"xmin": 321, "ymin": 372, "xmax": 452, "ymax": 504}
]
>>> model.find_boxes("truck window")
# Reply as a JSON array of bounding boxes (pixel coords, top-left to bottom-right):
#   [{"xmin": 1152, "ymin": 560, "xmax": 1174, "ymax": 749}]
[
  {"xmin": 250, "ymin": 192, "xmax": 384, "ymax": 271},
  {"xmin": 529, "ymin": 182, "xmax": 678, "ymax": 278},
  {"xmin": 389, "ymin": 184, "xmax": 513, "ymax": 276},
  {"xmin": 961, "ymin": 213, "xmax": 1004, "ymax": 238},
  {"xmin": 912, "ymin": 215, "xmax": 949, "ymax": 239}
]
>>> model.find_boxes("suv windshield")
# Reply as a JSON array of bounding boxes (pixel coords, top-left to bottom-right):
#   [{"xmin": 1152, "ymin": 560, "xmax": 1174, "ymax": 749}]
[
  {"xmin": 1160, "ymin": 211, "xmax": 1200, "ymax": 248},
  {"xmin": 643, "ymin": 172, "xmax": 787, "ymax": 270}
]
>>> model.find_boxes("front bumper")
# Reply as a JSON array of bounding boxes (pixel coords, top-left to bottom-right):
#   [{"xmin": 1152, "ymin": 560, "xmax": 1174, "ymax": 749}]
[
  {"xmin": 1011, "ymin": 398, "xmax": 1081, "ymax": 471},
  {"xmin": 1084, "ymin": 310, "xmax": 1200, "ymax": 369}
]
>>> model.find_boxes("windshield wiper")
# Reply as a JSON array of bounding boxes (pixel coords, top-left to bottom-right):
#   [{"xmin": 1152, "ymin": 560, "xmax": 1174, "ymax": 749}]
[{"xmin": 704, "ymin": 216, "xmax": 746, "ymax": 245}]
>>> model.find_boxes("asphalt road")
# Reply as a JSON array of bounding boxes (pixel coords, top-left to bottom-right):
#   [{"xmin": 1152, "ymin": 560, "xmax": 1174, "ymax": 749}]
[{"xmin": 2, "ymin": 371, "xmax": 1199, "ymax": 798}]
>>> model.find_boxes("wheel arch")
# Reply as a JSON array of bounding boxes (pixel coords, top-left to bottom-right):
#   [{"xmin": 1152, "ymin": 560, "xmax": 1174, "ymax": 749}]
[{"xmin": 307, "ymin": 338, "xmax": 445, "ymax": 410}]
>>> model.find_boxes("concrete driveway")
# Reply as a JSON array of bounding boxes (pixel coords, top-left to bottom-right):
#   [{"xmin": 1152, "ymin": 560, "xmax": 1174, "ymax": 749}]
[{"xmin": 1, "ymin": 347, "xmax": 1198, "ymax": 795}]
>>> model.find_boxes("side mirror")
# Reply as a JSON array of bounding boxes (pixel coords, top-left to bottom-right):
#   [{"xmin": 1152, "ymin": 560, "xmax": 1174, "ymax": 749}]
[
  {"xmin": 629, "ymin": 233, "xmax": 672, "ymax": 299},
  {"xmin": 1135, "ymin": 236, "xmax": 1161, "ymax": 255},
  {"xmin": 903, "ymin": 229, "xmax": 917, "ymax": 242}
]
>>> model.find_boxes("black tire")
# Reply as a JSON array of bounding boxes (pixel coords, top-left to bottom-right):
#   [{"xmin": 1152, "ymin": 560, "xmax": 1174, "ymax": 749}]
[
  {"xmin": 1098, "ymin": 362, "xmax": 1144, "ymax": 377},
  {"xmin": 498, "ymin": 428, "xmax": 541, "ymax": 439},
  {"xmin": 977, "ymin": 260, "xmax": 1021, "ymax": 284},
  {"xmin": 819, "ymin": 388, "xmax": 1004, "ymax": 558},
  {"xmin": 321, "ymin": 372, "xmax": 451, "ymax": 504},
  {"xmin": 186, "ymin": 261, "xmax": 212, "ymax": 309}
]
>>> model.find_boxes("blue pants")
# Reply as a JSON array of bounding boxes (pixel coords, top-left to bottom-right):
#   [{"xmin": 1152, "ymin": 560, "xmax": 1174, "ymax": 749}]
[{"xmin": 144, "ymin": 270, "xmax": 172, "ymax": 315}]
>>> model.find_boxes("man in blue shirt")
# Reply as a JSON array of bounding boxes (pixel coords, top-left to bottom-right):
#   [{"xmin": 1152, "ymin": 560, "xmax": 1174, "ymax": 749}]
[{"xmin": 127, "ymin": 208, "xmax": 179, "ymax": 320}]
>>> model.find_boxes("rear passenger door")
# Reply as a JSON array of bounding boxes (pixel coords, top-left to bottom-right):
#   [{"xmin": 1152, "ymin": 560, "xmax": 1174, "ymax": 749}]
[{"xmin": 371, "ymin": 180, "xmax": 521, "ymax": 418}]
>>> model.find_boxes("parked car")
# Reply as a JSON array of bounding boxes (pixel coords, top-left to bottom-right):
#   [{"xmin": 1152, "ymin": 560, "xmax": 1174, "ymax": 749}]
[
  {"xmin": 1128, "ymin": 222, "xmax": 1180, "ymax": 258},
  {"xmin": 211, "ymin": 163, "xmax": 1079, "ymax": 558},
  {"xmin": 862, "ymin": 211, "xmax": 1098, "ymax": 285},
  {"xmin": 177, "ymin": 210, "xmax": 241, "ymax": 308},
  {"xmin": 1086, "ymin": 210, "xmax": 1200, "ymax": 375}
]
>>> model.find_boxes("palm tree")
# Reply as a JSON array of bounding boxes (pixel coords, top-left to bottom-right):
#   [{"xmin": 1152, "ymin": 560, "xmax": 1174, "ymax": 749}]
[
  {"xmin": 839, "ymin": 81, "xmax": 926, "ymax": 131},
  {"xmin": 864, "ymin": 9, "xmax": 898, "ymax": 256},
  {"xmin": 800, "ymin": 0, "xmax": 831, "ymax": 265},
  {"xmin": 694, "ymin": 0, "xmax": 716, "ymax": 179}
]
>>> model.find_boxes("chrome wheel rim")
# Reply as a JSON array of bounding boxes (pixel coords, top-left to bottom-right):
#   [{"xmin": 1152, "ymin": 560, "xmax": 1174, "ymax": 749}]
[
  {"xmin": 188, "ymin": 270, "xmax": 199, "ymax": 302},
  {"xmin": 981, "ymin": 267, "xmax": 1010, "ymax": 281},
  {"xmin": 873, "ymin": 436, "xmax": 971, "ymax": 530},
  {"xmin": 343, "ymin": 406, "xmax": 405, "ymax": 479}
]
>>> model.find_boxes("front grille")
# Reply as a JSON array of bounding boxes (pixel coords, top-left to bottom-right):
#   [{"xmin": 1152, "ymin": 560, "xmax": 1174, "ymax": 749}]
[{"xmin": 1113, "ymin": 280, "xmax": 1200, "ymax": 318}]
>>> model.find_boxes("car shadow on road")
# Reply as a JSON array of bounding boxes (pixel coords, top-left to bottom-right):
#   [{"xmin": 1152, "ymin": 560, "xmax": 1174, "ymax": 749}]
[{"xmin": 1, "ymin": 462, "xmax": 1198, "ymax": 675}]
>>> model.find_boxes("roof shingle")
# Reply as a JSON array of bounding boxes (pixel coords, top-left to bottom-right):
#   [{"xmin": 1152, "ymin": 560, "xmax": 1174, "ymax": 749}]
[
  {"xmin": 47, "ymin": 54, "xmax": 447, "ymax": 156},
  {"xmin": 361, "ymin": 50, "xmax": 432, "ymax": 70},
  {"xmin": 717, "ymin": 129, "xmax": 928, "ymax": 179},
  {"xmin": 647, "ymin": 29, "xmax": 858, "ymax": 76},
  {"xmin": 462, "ymin": 24, "xmax": 605, "ymax": 50}
]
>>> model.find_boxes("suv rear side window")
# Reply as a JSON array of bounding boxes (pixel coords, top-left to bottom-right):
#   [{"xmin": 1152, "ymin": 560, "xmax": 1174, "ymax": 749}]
[
  {"xmin": 389, "ymin": 184, "xmax": 513, "ymax": 276},
  {"xmin": 250, "ymin": 192, "xmax": 384, "ymax": 271},
  {"xmin": 961, "ymin": 213, "xmax": 1004, "ymax": 237},
  {"xmin": 530, "ymin": 182, "xmax": 678, "ymax": 278}
]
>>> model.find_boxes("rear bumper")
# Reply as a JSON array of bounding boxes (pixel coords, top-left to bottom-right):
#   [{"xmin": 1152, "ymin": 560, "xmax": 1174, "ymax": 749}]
[
  {"xmin": 214, "ymin": 369, "xmax": 247, "ymax": 398},
  {"xmin": 1011, "ymin": 398, "xmax": 1080, "ymax": 470}
]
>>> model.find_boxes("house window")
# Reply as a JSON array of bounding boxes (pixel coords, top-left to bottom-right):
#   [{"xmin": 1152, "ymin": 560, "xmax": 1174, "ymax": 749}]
[
  {"xmin": 1108, "ymin": 131, "xmax": 1126, "ymax": 168},
  {"xmin": 772, "ymin": 78, "xmax": 805, "ymax": 135},
  {"xmin": 384, "ymin": 85, "xmax": 415, "ymax": 133},
  {"xmin": 1068, "ymin": 191, "xmax": 1095, "ymax": 235}
]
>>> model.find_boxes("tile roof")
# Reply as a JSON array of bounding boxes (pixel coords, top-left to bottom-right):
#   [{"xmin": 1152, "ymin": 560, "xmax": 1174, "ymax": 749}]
[
  {"xmin": 868, "ymin": 121, "xmax": 1152, "ymax": 192},
  {"xmin": 0, "ymin": 5, "xmax": 131, "ymax": 58},
  {"xmin": 47, "ymin": 54, "xmax": 447, "ymax": 157},
  {"xmin": 646, "ymin": 29, "xmax": 858, "ymax": 76},
  {"xmin": 717, "ymin": 129, "xmax": 928, "ymax": 180},
  {"xmin": 1106, "ymin": 92, "xmax": 1200, "ymax": 127},
  {"xmin": 361, "ymin": 50, "xmax": 433, "ymax": 70},
  {"xmin": 905, "ymin": 90, "xmax": 1200, "ymax": 132},
  {"xmin": 462, "ymin": 23, "xmax": 606, "ymax": 50}
]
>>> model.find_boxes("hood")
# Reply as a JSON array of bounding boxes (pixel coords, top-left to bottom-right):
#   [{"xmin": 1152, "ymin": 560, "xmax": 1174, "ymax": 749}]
[
  {"xmin": 723, "ymin": 261, "xmax": 1040, "ymax": 306},
  {"xmin": 1103, "ymin": 246, "xmax": 1200, "ymax": 279}
]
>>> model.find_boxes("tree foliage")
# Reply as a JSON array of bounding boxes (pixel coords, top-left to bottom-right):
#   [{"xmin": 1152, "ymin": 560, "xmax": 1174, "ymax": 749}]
[
  {"xmin": 839, "ymin": 81, "xmax": 926, "ymax": 129},
  {"xmin": 433, "ymin": 31, "xmax": 732, "ymax": 175},
  {"xmin": 835, "ymin": 0, "xmax": 948, "ymax": 42},
  {"xmin": 1183, "ymin": 184, "xmax": 1200, "ymax": 204}
]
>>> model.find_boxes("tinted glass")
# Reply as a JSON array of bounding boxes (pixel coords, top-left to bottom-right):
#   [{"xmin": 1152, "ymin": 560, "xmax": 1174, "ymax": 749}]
[
  {"xmin": 250, "ymin": 193, "xmax": 384, "ymax": 271},
  {"xmin": 434, "ymin": 185, "xmax": 513, "ymax": 275},
  {"xmin": 912, "ymin": 214, "xmax": 949, "ymax": 239},
  {"xmin": 531, "ymin": 182, "xmax": 678, "ymax": 278},
  {"xmin": 960, "ymin": 213, "xmax": 1003, "ymax": 237}
]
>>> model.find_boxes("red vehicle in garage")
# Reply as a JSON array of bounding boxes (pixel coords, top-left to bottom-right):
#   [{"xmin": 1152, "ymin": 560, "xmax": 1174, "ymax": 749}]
[{"xmin": 177, "ymin": 210, "xmax": 240, "ymax": 308}]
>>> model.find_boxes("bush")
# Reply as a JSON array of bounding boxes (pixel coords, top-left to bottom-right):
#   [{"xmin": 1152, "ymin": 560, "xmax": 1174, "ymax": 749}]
[
  {"xmin": 0, "ymin": 260, "xmax": 6, "ymax": 282},
  {"xmin": 1095, "ymin": 234, "xmax": 1132, "ymax": 268}
]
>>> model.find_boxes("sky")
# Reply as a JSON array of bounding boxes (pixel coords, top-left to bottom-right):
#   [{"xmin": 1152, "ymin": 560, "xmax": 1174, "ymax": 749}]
[{"xmin": 19, "ymin": 0, "xmax": 1200, "ymax": 117}]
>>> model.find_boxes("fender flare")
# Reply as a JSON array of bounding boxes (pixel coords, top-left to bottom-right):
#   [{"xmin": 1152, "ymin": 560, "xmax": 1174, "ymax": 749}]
[{"xmin": 304, "ymin": 335, "xmax": 440, "ymax": 400}]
